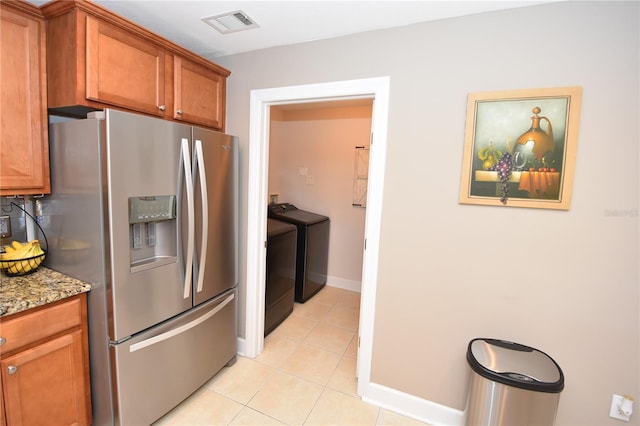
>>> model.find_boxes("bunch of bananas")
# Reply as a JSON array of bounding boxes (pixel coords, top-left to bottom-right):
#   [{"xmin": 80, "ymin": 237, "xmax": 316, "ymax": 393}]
[
  {"xmin": 477, "ymin": 142, "xmax": 503, "ymax": 170},
  {"xmin": 0, "ymin": 240, "xmax": 46, "ymax": 275}
]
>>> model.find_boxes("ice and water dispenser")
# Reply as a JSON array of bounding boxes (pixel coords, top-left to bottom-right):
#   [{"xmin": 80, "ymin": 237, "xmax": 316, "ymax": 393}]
[{"xmin": 128, "ymin": 195, "xmax": 177, "ymax": 272}]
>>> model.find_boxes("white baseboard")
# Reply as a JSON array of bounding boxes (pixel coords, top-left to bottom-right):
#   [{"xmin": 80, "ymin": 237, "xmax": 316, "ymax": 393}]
[
  {"xmin": 326, "ymin": 276, "xmax": 361, "ymax": 292},
  {"xmin": 236, "ymin": 288, "xmax": 464, "ymax": 425},
  {"xmin": 361, "ymin": 381, "xmax": 465, "ymax": 426},
  {"xmin": 236, "ymin": 336, "xmax": 248, "ymax": 357}
]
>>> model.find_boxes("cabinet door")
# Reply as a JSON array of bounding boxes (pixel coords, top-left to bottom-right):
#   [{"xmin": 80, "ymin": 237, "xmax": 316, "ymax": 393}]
[
  {"xmin": 1, "ymin": 330, "xmax": 90, "ymax": 426},
  {"xmin": 0, "ymin": 372, "xmax": 5, "ymax": 426},
  {"xmin": 0, "ymin": 4, "xmax": 50, "ymax": 195},
  {"xmin": 86, "ymin": 15, "xmax": 166, "ymax": 116},
  {"xmin": 174, "ymin": 56, "xmax": 225, "ymax": 130}
]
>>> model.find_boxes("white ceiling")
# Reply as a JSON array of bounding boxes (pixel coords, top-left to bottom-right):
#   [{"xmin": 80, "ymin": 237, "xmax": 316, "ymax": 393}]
[{"xmin": 30, "ymin": 1, "xmax": 555, "ymax": 60}]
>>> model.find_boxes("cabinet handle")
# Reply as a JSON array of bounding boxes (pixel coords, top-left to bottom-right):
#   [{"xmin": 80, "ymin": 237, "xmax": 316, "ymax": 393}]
[
  {"xmin": 0, "ymin": 337, "xmax": 5, "ymax": 346},
  {"xmin": 7, "ymin": 365, "xmax": 17, "ymax": 375},
  {"xmin": 158, "ymin": 105, "xmax": 166, "ymax": 111},
  {"xmin": 176, "ymin": 109, "xmax": 183, "ymax": 115}
]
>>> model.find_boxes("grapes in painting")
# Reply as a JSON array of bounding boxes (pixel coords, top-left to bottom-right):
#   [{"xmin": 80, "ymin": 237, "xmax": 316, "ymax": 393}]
[{"xmin": 488, "ymin": 152, "xmax": 513, "ymax": 204}]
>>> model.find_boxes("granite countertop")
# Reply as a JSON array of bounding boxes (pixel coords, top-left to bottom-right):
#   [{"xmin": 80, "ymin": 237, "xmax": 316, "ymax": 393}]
[{"xmin": 0, "ymin": 267, "xmax": 91, "ymax": 317}]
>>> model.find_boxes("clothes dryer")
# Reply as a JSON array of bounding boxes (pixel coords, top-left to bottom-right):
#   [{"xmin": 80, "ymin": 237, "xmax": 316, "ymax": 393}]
[
  {"xmin": 268, "ymin": 203, "xmax": 330, "ymax": 303},
  {"xmin": 265, "ymin": 218, "xmax": 297, "ymax": 335}
]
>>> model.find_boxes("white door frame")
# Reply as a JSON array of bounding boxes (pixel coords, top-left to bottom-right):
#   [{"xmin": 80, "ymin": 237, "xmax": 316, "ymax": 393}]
[{"xmin": 244, "ymin": 76, "xmax": 389, "ymax": 396}]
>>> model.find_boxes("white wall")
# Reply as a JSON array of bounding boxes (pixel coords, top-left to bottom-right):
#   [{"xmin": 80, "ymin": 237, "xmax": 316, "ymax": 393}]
[
  {"xmin": 269, "ymin": 103, "xmax": 372, "ymax": 288},
  {"xmin": 216, "ymin": 2, "xmax": 639, "ymax": 424}
]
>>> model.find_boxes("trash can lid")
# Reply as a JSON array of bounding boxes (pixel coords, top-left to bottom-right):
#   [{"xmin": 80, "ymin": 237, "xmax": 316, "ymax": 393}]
[{"xmin": 467, "ymin": 338, "xmax": 564, "ymax": 393}]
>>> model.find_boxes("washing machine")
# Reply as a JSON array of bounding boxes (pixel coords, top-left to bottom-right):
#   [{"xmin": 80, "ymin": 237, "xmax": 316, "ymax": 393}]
[
  {"xmin": 268, "ymin": 203, "xmax": 330, "ymax": 303},
  {"xmin": 265, "ymin": 218, "xmax": 297, "ymax": 335}
]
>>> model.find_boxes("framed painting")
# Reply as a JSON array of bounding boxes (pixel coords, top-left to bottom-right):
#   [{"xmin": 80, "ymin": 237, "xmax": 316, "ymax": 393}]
[{"xmin": 459, "ymin": 86, "xmax": 582, "ymax": 210}]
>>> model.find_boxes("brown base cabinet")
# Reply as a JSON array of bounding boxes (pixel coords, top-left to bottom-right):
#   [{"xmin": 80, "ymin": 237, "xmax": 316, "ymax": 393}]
[{"xmin": 0, "ymin": 294, "xmax": 92, "ymax": 426}]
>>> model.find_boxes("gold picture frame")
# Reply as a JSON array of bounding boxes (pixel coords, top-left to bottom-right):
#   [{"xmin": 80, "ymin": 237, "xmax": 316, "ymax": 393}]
[{"xmin": 459, "ymin": 86, "xmax": 582, "ymax": 210}]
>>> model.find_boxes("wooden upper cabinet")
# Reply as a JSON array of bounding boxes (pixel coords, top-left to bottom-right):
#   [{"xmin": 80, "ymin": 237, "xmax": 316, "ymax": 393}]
[
  {"xmin": 85, "ymin": 15, "xmax": 166, "ymax": 116},
  {"xmin": 44, "ymin": 1, "xmax": 167, "ymax": 117},
  {"xmin": 0, "ymin": 1, "xmax": 50, "ymax": 196},
  {"xmin": 173, "ymin": 56, "xmax": 225, "ymax": 130},
  {"xmin": 42, "ymin": 0, "xmax": 230, "ymax": 130}
]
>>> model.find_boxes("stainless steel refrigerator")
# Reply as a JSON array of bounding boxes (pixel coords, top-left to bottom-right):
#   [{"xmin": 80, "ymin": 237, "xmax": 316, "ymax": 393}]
[{"xmin": 41, "ymin": 109, "xmax": 238, "ymax": 426}]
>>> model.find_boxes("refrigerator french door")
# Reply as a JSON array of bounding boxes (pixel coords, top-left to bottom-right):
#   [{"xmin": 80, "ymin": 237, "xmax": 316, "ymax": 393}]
[{"xmin": 43, "ymin": 109, "xmax": 238, "ymax": 426}]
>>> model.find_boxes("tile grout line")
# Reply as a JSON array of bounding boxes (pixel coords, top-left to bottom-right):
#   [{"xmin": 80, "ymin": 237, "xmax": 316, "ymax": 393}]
[
  {"xmin": 283, "ymin": 289, "xmax": 363, "ymax": 425},
  {"xmin": 156, "ymin": 287, "xmax": 368, "ymax": 425},
  {"xmin": 247, "ymin": 288, "xmax": 362, "ymax": 425}
]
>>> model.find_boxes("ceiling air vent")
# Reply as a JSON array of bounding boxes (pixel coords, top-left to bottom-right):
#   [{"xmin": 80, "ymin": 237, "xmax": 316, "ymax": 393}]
[{"xmin": 203, "ymin": 10, "xmax": 260, "ymax": 34}]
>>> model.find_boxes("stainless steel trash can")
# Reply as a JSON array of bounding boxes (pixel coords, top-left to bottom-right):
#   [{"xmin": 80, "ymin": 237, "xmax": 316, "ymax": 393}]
[{"xmin": 465, "ymin": 338, "xmax": 564, "ymax": 426}]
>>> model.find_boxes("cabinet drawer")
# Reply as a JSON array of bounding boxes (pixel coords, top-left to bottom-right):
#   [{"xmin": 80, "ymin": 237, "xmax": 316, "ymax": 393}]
[{"xmin": 0, "ymin": 296, "xmax": 83, "ymax": 356}]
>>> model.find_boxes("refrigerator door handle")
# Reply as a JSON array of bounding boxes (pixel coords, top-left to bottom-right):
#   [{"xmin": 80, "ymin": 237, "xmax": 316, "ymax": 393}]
[
  {"xmin": 128, "ymin": 293, "xmax": 235, "ymax": 353},
  {"xmin": 195, "ymin": 139, "xmax": 208, "ymax": 294},
  {"xmin": 181, "ymin": 138, "xmax": 195, "ymax": 299}
]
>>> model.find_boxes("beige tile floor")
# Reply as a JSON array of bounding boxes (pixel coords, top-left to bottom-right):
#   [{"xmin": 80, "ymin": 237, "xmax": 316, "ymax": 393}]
[{"xmin": 154, "ymin": 286, "xmax": 429, "ymax": 425}]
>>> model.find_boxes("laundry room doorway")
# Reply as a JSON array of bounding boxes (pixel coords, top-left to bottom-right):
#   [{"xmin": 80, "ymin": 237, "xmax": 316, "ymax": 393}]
[
  {"xmin": 268, "ymin": 98, "xmax": 372, "ymax": 296},
  {"xmin": 245, "ymin": 77, "xmax": 389, "ymax": 398}
]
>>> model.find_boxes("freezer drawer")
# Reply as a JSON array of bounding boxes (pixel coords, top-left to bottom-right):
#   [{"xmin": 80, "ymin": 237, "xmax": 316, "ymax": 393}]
[{"xmin": 111, "ymin": 289, "xmax": 237, "ymax": 426}]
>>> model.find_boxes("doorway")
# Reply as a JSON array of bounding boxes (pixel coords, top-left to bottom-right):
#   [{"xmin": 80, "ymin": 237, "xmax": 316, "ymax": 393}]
[
  {"xmin": 245, "ymin": 77, "xmax": 390, "ymax": 398},
  {"xmin": 268, "ymin": 98, "xmax": 371, "ymax": 295}
]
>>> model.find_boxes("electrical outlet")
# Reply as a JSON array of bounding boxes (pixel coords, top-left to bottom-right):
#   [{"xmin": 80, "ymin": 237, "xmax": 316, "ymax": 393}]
[
  {"xmin": 0, "ymin": 215, "xmax": 11, "ymax": 238},
  {"xmin": 610, "ymin": 394, "xmax": 631, "ymax": 422}
]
